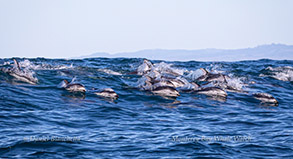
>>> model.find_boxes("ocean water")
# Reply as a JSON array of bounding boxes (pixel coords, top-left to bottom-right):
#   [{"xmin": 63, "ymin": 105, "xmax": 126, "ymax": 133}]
[{"xmin": 0, "ymin": 58, "xmax": 292, "ymax": 158}]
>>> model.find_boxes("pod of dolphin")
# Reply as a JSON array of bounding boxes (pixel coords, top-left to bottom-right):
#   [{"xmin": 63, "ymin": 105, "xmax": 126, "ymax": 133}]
[{"xmin": 1, "ymin": 59, "xmax": 279, "ymax": 105}]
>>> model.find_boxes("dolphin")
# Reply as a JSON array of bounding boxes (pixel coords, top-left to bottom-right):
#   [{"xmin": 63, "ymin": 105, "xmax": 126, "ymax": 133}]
[
  {"xmin": 151, "ymin": 86, "xmax": 180, "ymax": 97},
  {"xmin": 137, "ymin": 59, "xmax": 153, "ymax": 75},
  {"xmin": 195, "ymin": 87, "xmax": 227, "ymax": 97},
  {"xmin": 196, "ymin": 68, "xmax": 209, "ymax": 81},
  {"xmin": 253, "ymin": 93, "xmax": 278, "ymax": 105},
  {"xmin": 178, "ymin": 82, "xmax": 200, "ymax": 92},
  {"xmin": 150, "ymin": 79, "xmax": 176, "ymax": 89},
  {"xmin": 1, "ymin": 59, "xmax": 38, "ymax": 84},
  {"xmin": 154, "ymin": 75, "xmax": 188, "ymax": 88},
  {"xmin": 196, "ymin": 68, "xmax": 230, "ymax": 83},
  {"xmin": 95, "ymin": 88, "xmax": 119, "ymax": 99},
  {"xmin": 62, "ymin": 79, "xmax": 86, "ymax": 93},
  {"xmin": 168, "ymin": 78, "xmax": 187, "ymax": 88}
]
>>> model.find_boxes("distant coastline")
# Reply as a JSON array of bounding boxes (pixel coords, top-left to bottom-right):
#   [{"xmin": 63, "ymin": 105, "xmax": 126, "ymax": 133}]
[{"xmin": 76, "ymin": 44, "xmax": 293, "ymax": 61}]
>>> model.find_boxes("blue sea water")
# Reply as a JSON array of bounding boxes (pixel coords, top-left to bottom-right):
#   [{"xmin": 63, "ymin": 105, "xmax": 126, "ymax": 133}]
[{"xmin": 0, "ymin": 58, "xmax": 292, "ymax": 158}]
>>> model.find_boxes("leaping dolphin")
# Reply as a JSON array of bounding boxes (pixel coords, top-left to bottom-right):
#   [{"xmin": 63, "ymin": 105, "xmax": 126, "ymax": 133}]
[{"xmin": 1, "ymin": 59, "xmax": 38, "ymax": 84}]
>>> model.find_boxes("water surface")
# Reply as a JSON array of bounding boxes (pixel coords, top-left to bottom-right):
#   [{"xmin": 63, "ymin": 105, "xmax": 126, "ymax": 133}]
[{"xmin": 0, "ymin": 58, "xmax": 292, "ymax": 158}]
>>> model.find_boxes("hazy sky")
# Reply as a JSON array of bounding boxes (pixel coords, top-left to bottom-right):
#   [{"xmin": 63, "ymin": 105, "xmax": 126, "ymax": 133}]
[{"xmin": 0, "ymin": 0, "xmax": 292, "ymax": 58}]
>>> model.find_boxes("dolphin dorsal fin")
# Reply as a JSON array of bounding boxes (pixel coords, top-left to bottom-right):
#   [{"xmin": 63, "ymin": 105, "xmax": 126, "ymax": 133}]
[
  {"xmin": 13, "ymin": 59, "xmax": 21, "ymax": 71},
  {"xmin": 143, "ymin": 59, "xmax": 153, "ymax": 68},
  {"xmin": 200, "ymin": 68, "xmax": 209, "ymax": 75},
  {"xmin": 63, "ymin": 80, "xmax": 69, "ymax": 85},
  {"xmin": 223, "ymin": 75, "xmax": 228, "ymax": 84}
]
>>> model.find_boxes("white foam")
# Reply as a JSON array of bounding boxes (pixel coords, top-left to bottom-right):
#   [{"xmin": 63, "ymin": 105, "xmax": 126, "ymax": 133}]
[
  {"xmin": 146, "ymin": 70, "xmax": 161, "ymax": 79},
  {"xmin": 2, "ymin": 61, "xmax": 11, "ymax": 66},
  {"xmin": 18, "ymin": 60, "xmax": 74, "ymax": 70},
  {"xmin": 178, "ymin": 83, "xmax": 198, "ymax": 91},
  {"xmin": 98, "ymin": 69, "xmax": 122, "ymax": 75},
  {"xmin": 154, "ymin": 62, "xmax": 184, "ymax": 76},
  {"xmin": 264, "ymin": 66, "xmax": 293, "ymax": 81},
  {"xmin": 136, "ymin": 76, "xmax": 152, "ymax": 90},
  {"xmin": 272, "ymin": 71, "xmax": 293, "ymax": 81},
  {"xmin": 225, "ymin": 76, "xmax": 245, "ymax": 90},
  {"xmin": 137, "ymin": 62, "xmax": 152, "ymax": 75}
]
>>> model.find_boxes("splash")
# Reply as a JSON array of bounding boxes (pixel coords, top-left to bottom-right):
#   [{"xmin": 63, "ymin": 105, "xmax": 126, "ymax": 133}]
[
  {"xmin": 18, "ymin": 60, "xmax": 74, "ymax": 70},
  {"xmin": 136, "ymin": 76, "xmax": 152, "ymax": 90},
  {"xmin": 137, "ymin": 60, "xmax": 153, "ymax": 75},
  {"xmin": 185, "ymin": 69, "xmax": 205, "ymax": 81},
  {"xmin": 261, "ymin": 66, "xmax": 293, "ymax": 81},
  {"xmin": 1, "ymin": 59, "xmax": 38, "ymax": 84},
  {"xmin": 97, "ymin": 69, "xmax": 122, "ymax": 75},
  {"xmin": 57, "ymin": 80, "xmax": 68, "ymax": 88},
  {"xmin": 208, "ymin": 63, "xmax": 225, "ymax": 74},
  {"xmin": 153, "ymin": 62, "xmax": 184, "ymax": 76},
  {"xmin": 224, "ymin": 76, "xmax": 246, "ymax": 90}
]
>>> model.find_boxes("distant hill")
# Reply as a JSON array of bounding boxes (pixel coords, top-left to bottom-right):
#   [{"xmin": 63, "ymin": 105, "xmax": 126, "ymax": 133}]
[{"xmin": 76, "ymin": 44, "xmax": 293, "ymax": 61}]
